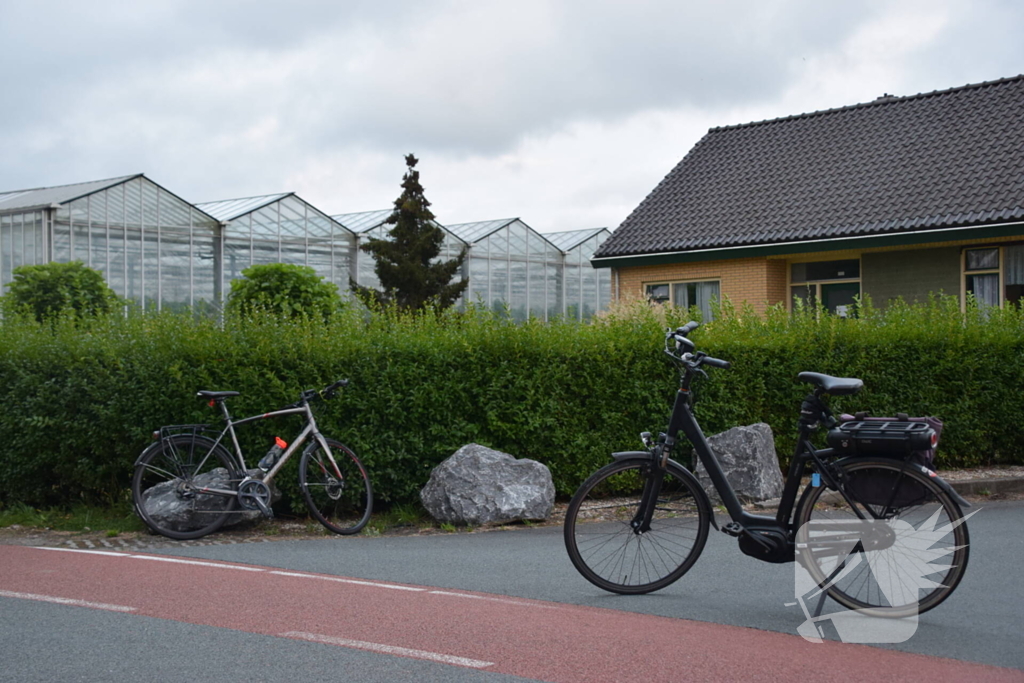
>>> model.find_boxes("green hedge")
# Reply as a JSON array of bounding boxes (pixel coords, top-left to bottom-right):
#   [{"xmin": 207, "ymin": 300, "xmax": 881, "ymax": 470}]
[{"xmin": 1, "ymin": 296, "xmax": 1022, "ymax": 511}]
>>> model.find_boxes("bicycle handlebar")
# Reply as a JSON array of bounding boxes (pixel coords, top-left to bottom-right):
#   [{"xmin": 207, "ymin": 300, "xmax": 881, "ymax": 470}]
[{"xmin": 664, "ymin": 321, "xmax": 731, "ymax": 373}]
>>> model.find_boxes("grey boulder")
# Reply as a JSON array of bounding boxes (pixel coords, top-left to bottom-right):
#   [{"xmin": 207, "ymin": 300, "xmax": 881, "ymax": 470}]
[
  {"xmin": 693, "ymin": 423, "xmax": 784, "ymax": 504},
  {"xmin": 420, "ymin": 444, "xmax": 555, "ymax": 526}
]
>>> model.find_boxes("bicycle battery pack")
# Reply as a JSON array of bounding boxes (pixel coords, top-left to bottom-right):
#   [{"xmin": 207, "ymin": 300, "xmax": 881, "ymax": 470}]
[{"xmin": 826, "ymin": 419, "xmax": 937, "ymax": 463}]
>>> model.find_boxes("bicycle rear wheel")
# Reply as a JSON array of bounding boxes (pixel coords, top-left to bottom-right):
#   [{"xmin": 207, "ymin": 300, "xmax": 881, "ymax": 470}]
[
  {"xmin": 795, "ymin": 458, "xmax": 970, "ymax": 617},
  {"xmin": 132, "ymin": 434, "xmax": 239, "ymax": 540},
  {"xmin": 299, "ymin": 438, "xmax": 373, "ymax": 534},
  {"xmin": 564, "ymin": 458, "xmax": 710, "ymax": 594}
]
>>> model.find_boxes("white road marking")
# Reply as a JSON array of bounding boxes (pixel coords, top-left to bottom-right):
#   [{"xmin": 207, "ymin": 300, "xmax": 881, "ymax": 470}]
[
  {"xmin": 427, "ymin": 590, "xmax": 559, "ymax": 609},
  {"xmin": 35, "ymin": 547, "xmax": 127, "ymax": 557},
  {"xmin": 268, "ymin": 570, "xmax": 424, "ymax": 591},
  {"xmin": 0, "ymin": 589, "xmax": 135, "ymax": 612},
  {"xmin": 282, "ymin": 631, "xmax": 494, "ymax": 669},
  {"xmin": 130, "ymin": 556, "xmax": 265, "ymax": 571}
]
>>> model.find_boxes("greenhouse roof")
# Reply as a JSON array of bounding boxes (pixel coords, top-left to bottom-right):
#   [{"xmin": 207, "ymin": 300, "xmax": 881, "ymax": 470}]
[
  {"xmin": 446, "ymin": 218, "xmax": 519, "ymax": 244},
  {"xmin": 543, "ymin": 227, "xmax": 609, "ymax": 251},
  {"xmin": 0, "ymin": 174, "xmax": 141, "ymax": 214},
  {"xmin": 196, "ymin": 193, "xmax": 292, "ymax": 222},
  {"xmin": 332, "ymin": 209, "xmax": 392, "ymax": 233}
]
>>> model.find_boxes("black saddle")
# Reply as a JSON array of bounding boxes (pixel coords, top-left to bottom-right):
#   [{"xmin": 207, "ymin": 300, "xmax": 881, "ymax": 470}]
[
  {"xmin": 797, "ymin": 372, "xmax": 864, "ymax": 396},
  {"xmin": 196, "ymin": 390, "xmax": 240, "ymax": 400}
]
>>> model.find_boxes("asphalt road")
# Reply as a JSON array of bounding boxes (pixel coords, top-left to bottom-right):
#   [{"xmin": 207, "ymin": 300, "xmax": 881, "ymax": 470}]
[{"xmin": 1, "ymin": 500, "xmax": 1021, "ymax": 681}]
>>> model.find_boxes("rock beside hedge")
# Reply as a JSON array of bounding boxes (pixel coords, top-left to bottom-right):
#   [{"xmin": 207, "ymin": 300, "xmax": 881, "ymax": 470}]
[{"xmin": 420, "ymin": 444, "xmax": 555, "ymax": 526}]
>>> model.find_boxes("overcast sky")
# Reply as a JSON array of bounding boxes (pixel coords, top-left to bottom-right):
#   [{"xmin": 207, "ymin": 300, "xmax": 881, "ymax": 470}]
[{"xmin": 1, "ymin": 0, "xmax": 1021, "ymax": 234}]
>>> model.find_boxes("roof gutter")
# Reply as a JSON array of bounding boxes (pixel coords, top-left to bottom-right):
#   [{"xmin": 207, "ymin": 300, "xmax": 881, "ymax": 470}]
[{"xmin": 590, "ymin": 219, "xmax": 1024, "ymax": 269}]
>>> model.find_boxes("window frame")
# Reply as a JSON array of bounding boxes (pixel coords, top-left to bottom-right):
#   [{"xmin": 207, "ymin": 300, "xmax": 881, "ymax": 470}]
[
  {"xmin": 786, "ymin": 257, "xmax": 862, "ymax": 314},
  {"xmin": 643, "ymin": 278, "xmax": 721, "ymax": 320},
  {"xmin": 961, "ymin": 246, "xmax": 1003, "ymax": 310}
]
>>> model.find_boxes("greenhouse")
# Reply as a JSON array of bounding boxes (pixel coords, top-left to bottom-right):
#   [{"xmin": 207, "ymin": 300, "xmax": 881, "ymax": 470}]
[
  {"xmin": 332, "ymin": 209, "xmax": 468, "ymax": 292},
  {"xmin": 197, "ymin": 193, "xmax": 355, "ymax": 297},
  {"xmin": 544, "ymin": 227, "xmax": 612, "ymax": 320},
  {"xmin": 0, "ymin": 174, "xmax": 220, "ymax": 310},
  {"xmin": 1, "ymin": 174, "xmax": 613, "ymax": 320}
]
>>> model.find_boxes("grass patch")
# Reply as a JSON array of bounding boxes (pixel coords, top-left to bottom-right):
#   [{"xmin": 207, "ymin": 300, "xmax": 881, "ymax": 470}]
[{"xmin": 0, "ymin": 502, "xmax": 145, "ymax": 534}]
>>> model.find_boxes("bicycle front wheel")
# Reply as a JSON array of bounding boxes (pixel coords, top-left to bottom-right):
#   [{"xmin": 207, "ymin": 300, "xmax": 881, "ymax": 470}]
[
  {"xmin": 795, "ymin": 458, "xmax": 970, "ymax": 617},
  {"xmin": 299, "ymin": 438, "xmax": 373, "ymax": 534},
  {"xmin": 132, "ymin": 434, "xmax": 239, "ymax": 540},
  {"xmin": 564, "ymin": 458, "xmax": 710, "ymax": 594}
]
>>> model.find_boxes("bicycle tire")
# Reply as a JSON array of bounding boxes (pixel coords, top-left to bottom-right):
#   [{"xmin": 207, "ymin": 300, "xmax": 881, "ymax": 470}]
[
  {"xmin": 132, "ymin": 434, "xmax": 240, "ymax": 540},
  {"xmin": 564, "ymin": 458, "xmax": 710, "ymax": 594},
  {"xmin": 795, "ymin": 457, "xmax": 970, "ymax": 617},
  {"xmin": 299, "ymin": 438, "xmax": 373, "ymax": 535}
]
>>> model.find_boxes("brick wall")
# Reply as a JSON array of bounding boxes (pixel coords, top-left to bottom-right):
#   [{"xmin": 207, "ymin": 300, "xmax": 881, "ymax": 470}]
[
  {"xmin": 611, "ymin": 233, "xmax": 1024, "ymax": 314},
  {"xmin": 613, "ymin": 256, "xmax": 786, "ymax": 315}
]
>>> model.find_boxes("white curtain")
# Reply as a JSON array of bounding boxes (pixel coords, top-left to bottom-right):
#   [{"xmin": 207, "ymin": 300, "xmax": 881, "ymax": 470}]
[
  {"xmin": 1004, "ymin": 246, "xmax": 1024, "ymax": 286},
  {"xmin": 970, "ymin": 273, "xmax": 999, "ymax": 307}
]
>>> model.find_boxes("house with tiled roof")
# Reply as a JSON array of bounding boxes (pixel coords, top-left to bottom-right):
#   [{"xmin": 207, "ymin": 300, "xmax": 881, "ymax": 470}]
[{"xmin": 593, "ymin": 75, "xmax": 1024, "ymax": 318}]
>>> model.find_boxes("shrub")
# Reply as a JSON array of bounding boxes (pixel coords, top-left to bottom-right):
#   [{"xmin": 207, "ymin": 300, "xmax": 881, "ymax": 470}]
[
  {"xmin": 1, "ymin": 261, "xmax": 120, "ymax": 322},
  {"xmin": 225, "ymin": 263, "xmax": 343, "ymax": 321},
  {"xmin": 0, "ymin": 296, "xmax": 1020, "ymax": 512}
]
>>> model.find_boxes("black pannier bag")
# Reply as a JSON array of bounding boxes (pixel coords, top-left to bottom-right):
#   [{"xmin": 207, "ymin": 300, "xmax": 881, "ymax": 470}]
[{"xmin": 826, "ymin": 415, "xmax": 943, "ymax": 508}]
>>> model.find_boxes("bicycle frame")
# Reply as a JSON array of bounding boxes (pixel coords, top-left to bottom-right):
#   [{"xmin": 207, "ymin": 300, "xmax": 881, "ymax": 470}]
[{"xmin": 183, "ymin": 399, "xmax": 339, "ymax": 500}]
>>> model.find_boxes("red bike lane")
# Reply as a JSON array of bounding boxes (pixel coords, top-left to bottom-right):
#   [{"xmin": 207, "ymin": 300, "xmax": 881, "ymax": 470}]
[{"xmin": 0, "ymin": 545, "xmax": 1019, "ymax": 683}]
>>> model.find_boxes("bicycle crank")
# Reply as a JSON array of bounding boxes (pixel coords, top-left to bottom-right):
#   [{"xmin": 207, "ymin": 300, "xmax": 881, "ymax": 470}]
[{"xmin": 237, "ymin": 478, "xmax": 274, "ymax": 518}]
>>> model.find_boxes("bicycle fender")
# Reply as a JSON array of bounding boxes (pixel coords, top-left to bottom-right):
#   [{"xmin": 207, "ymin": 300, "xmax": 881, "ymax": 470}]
[
  {"xmin": 133, "ymin": 440, "xmax": 163, "ymax": 467},
  {"xmin": 610, "ymin": 451, "xmax": 718, "ymax": 530}
]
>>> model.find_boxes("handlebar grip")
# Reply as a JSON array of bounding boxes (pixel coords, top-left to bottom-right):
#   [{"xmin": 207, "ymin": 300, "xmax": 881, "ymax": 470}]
[
  {"xmin": 703, "ymin": 356, "xmax": 731, "ymax": 369},
  {"xmin": 677, "ymin": 321, "xmax": 700, "ymax": 336}
]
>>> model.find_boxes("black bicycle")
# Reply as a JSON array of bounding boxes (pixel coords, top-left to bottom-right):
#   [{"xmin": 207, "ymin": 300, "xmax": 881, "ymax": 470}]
[
  {"xmin": 563, "ymin": 322, "xmax": 971, "ymax": 617},
  {"xmin": 132, "ymin": 380, "xmax": 372, "ymax": 540}
]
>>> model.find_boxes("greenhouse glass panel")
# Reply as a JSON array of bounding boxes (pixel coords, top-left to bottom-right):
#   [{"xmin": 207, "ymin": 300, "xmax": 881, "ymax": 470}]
[
  {"xmin": 159, "ymin": 192, "xmax": 191, "ymax": 228},
  {"xmin": 279, "ymin": 197, "xmax": 306, "ymax": 238},
  {"xmin": 565, "ymin": 263, "xmax": 581, "ymax": 320},
  {"xmin": 469, "ymin": 257, "xmax": 489, "ymax": 304},
  {"xmin": 508, "ymin": 222, "xmax": 527, "ymax": 257},
  {"xmin": 510, "ymin": 260, "xmax": 527, "ymax": 321},
  {"xmin": 490, "ymin": 259, "xmax": 508, "ymax": 310},
  {"xmin": 143, "ymin": 229, "xmax": 160, "ymax": 310},
  {"xmin": 90, "ymin": 192, "xmax": 108, "ymax": 272},
  {"xmin": 53, "ymin": 209, "xmax": 71, "ymax": 263},
  {"xmin": 488, "ymin": 229, "xmax": 507, "ymax": 258},
  {"xmin": 528, "ymin": 260, "xmax": 546, "ymax": 319},
  {"xmin": 224, "ymin": 239, "xmax": 251, "ymax": 283},
  {"xmin": 107, "ymin": 182, "xmax": 125, "ymax": 227},
  {"xmin": 1, "ymin": 215, "xmax": 11, "ymax": 285},
  {"xmin": 141, "ymin": 181, "xmax": 160, "ymax": 229},
  {"xmin": 192, "ymin": 230, "xmax": 216, "ymax": 307},
  {"xmin": 307, "ymin": 212, "xmax": 332, "ymax": 238},
  {"xmin": 252, "ymin": 206, "xmax": 279, "ymax": 238},
  {"xmin": 281, "ymin": 241, "xmax": 307, "ymax": 268},
  {"xmin": 547, "ymin": 263, "xmax": 562, "ymax": 319},
  {"xmin": 10, "ymin": 215, "xmax": 23, "ymax": 271},
  {"xmin": 160, "ymin": 231, "xmax": 192, "ymax": 310},
  {"xmin": 251, "ymin": 239, "xmax": 280, "ymax": 265},
  {"xmin": 124, "ymin": 179, "xmax": 144, "ymax": 228},
  {"xmin": 107, "ymin": 225, "xmax": 125, "ymax": 295},
  {"xmin": 306, "ymin": 239, "xmax": 334, "ymax": 283},
  {"xmin": 528, "ymin": 230, "xmax": 545, "ymax": 260},
  {"xmin": 125, "ymin": 226, "xmax": 143, "ymax": 304},
  {"xmin": 72, "ymin": 198, "xmax": 90, "ymax": 263}
]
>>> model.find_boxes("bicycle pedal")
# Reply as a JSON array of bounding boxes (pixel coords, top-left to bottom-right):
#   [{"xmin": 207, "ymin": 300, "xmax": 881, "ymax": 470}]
[{"xmin": 722, "ymin": 522, "xmax": 743, "ymax": 537}]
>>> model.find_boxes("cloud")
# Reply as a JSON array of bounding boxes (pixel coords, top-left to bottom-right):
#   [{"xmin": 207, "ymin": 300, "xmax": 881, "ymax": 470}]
[{"xmin": 0, "ymin": 0, "xmax": 1021, "ymax": 233}]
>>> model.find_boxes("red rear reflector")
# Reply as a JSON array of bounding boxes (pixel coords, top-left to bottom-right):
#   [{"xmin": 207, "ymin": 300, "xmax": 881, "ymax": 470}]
[{"xmin": 208, "ymin": 399, "xmax": 215, "ymax": 408}]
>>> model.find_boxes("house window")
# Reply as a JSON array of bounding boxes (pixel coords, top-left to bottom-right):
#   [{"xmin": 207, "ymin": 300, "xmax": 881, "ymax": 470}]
[
  {"xmin": 645, "ymin": 280, "xmax": 720, "ymax": 321},
  {"xmin": 961, "ymin": 245, "xmax": 1024, "ymax": 308},
  {"xmin": 789, "ymin": 259, "xmax": 860, "ymax": 316}
]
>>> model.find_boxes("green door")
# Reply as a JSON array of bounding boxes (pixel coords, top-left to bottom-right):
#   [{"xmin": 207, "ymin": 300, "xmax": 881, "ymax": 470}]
[{"xmin": 821, "ymin": 282, "xmax": 860, "ymax": 317}]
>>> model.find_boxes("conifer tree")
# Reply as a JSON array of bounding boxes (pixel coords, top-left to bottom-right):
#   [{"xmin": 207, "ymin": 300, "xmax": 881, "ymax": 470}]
[{"xmin": 351, "ymin": 154, "xmax": 468, "ymax": 311}]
